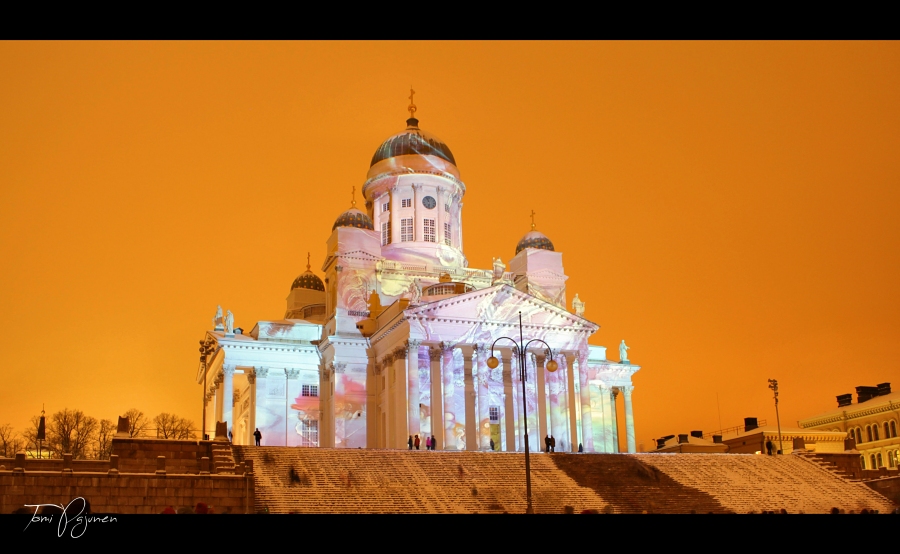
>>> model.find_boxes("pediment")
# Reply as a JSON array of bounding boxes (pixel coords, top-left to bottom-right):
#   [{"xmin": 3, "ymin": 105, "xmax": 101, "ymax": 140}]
[{"xmin": 405, "ymin": 284, "xmax": 597, "ymax": 332}]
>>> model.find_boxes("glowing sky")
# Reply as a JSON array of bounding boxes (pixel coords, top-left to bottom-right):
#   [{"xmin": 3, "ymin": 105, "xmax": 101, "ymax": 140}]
[{"xmin": 1, "ymin": 41, "xmax": 898, "ymax": 449}]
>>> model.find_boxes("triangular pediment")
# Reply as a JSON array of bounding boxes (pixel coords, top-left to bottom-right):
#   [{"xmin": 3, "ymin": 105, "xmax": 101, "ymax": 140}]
[{"xmin": 405, "ymin": 284, "xmax": 597, "ymax": 332}]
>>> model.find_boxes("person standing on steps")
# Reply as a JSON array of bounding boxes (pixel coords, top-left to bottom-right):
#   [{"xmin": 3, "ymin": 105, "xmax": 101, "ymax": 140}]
[
  {"xmin": 490, "ymin": 438, "xmax": 495, "ymax": 451},
  {"xmin": 254, "ymin": 428, "xmax": 262, "ymax": 446},
  {"xmin": 425, "ymin": 435, "xmax": 431, "ymax": 450},
  {"xmin": 414, "ymin": 434, "xmax": 420, "ymax": 450},
  {"xmin": 408, "ymin": 435, "xmax": 413, "ymax": 450},
  {"xmin": 430, "ymin": 435, "xmax": 437, "ymax": 450},
  {"xmin": 550, "ymin": 435, "xmax": 556, "ymax": 453},
  {"xmin": 545, "ymin": 434, "xmax": 551, "ymax": 453}
]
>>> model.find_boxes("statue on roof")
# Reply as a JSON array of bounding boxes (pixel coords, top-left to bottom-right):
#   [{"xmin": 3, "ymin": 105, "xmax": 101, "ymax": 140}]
[
  {"xmin": 408, "ymin": 279, "xmax": 422, "ymax": 305},
  {"xmin": 619, "ymin": 340, "xmax": 630, "ymax": 364},
  {"xmin": 492, "ymin": 257, "xmax": 505, "ymax": 284},
  {"xmin": 225, "ymin": 310, "xmax": 234, "ymax": 334},
  {"xmin": 213, "ymin": 305, "xmax": 224, "ymax": 331},
  {"xmin": 572, "ymin": 294, "xmax": 585, "ymax": 317}
]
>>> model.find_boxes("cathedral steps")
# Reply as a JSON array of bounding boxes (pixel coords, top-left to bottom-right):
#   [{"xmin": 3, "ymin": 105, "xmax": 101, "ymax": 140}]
[
  {"xmin": 211, "ymin": 443, "xmax": 237, "ymax": 475},
  {"xmin": 232, "ymin": 447, "xmax": 896, "ymax": 514}
]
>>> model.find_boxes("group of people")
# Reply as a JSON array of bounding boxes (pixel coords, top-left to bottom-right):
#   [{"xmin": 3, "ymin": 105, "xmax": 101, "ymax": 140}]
[
  {"xmin": 408, "ymin": 434, "xmax": 438, "ymax": 450},
  {"xmin": 544, "ymin": 434, "xmax": 556, "ymax": 452}
]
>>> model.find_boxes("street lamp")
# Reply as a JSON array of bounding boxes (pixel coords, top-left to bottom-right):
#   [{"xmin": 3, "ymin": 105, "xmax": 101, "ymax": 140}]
[
  {"xmin": 486, "ymin": 311, "xmax": 559, "ymax": 514},
  {"xmin": 768, "ymin": 378, "xmax": 783, "ymax": 455}
]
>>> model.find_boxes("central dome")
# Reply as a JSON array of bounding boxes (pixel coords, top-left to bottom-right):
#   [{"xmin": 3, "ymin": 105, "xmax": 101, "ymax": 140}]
[{"xmin": 370, "ymin": 117, "xmax": 456, "ymax": 168}]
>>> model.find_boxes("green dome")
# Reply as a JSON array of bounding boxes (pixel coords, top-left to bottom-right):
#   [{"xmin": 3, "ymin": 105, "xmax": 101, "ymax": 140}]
[
  {"xmin": 515, "ymin": 231, "xmax": 555, "ymax": 254},
  {"xmin": 332, "ymin": 208, "xmax": 374, "ymax": 231}
]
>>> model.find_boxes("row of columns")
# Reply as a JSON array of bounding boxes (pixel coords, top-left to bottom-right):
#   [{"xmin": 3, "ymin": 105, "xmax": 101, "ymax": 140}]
[{"xmin": 373, "ymin": 341, "xmax": 637, "ymax": 453}]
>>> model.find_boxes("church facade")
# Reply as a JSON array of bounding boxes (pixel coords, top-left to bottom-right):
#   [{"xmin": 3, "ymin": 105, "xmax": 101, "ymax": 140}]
[{"xmin": 196, "ymin": 102, "xmax": 641, "ymax": 453}]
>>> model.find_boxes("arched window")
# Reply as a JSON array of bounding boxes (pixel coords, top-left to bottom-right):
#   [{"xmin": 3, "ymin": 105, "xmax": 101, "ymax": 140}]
[
  {"xmin": 876, "ymin": 453, "xmax": 883, "ymax": 468},
  {"xmin": 889, "ymin": 451, "xmax": 897, "ymax": 468},
  {"xmin": 873, "ymin": 425, "xmax": 880, "ymax": 441},
  {"xmin": 891, "ymin": 420, "xmax": 897, "ymax": 438},
  {"xmin": 870, "ymin": 454, "xmax": 877, "ymax": 469},
  {"xmin": 866, "ymin": 425, "xmax": 873, "ymax": 443},
  {"xmin": 856, "ymin": 428, "xmax": 863, "ymax": 444},
  {"xmin": 885, "ymin": 422, "xmax": 891, "ymax": 440},
  {"xmin": 860, "ymin": 455, "xmax": 866, "ymax": 469}
]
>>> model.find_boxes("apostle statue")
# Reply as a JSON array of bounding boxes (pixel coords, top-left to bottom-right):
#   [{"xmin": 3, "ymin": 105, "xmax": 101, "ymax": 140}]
[
  {"xmin": 572, "ymin": 293, "xmax": 585, "ymax": 317},
  {"xmin": 225, "ymin": 310, "xmax": 235, "ymax": 334},
  {"xmin": 492, "ymin": 257, "xmax": 506, "ymax": 284},
  {"xmin": 213, "ymin": 305, "xmax": 224, "ymax": 331},
  {"xmin": 408, "ymin": 279, "xmax": 422, "ymax": 304},
  {"xmin": 619, "ymin": 340, "xmax": 630, "ymax": 364}
]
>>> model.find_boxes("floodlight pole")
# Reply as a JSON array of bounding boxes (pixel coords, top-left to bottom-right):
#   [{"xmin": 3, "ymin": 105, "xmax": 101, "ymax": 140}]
[
  {"xmin": 768, "ymin": 379, "xmax": 783, "ymax": 454},
  {"xmin": 487, "ymin": 311, "xmax": 559, "ymax": 514}
]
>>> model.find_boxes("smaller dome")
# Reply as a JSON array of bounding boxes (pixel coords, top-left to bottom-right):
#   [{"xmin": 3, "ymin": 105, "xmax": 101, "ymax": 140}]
[
  {"xmin": 332, "ymin": 208, "xmax": 374, "ymax": 231},
  {"xmin": 291, "ymin": 270, "xmax": 325, "ymax": 292},
  {"xmin": 516, "ymin": 231, "xmax": 555, "ymax": 254}
]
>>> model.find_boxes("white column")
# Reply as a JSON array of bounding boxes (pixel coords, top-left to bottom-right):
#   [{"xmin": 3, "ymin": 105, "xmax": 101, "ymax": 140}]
[
  {"xmin": 247, "ymin": 370, "xmax": 257, "ymax": 441},
  {"xmin": 578, "ymin": 354, "xmax": 593, "ymax": 452},
  {"xmin": 592, "ymin": 383, "xmax": 607, "ymax": 453},
  {"xmin": 463, "ymin": 346, "xmax": 477, "ymax": 451},
  {"xmin": 222, "ymin": 366, "xmax": 234, "ymax": 440},
  {"xmin": 255, "ymin": 367, "xmax": 269, "ymax": 445},
  {"xmin": 623, "ymin": 385, "xmax": 636, "ymax": 453},
  {"xmin": 214, "ymin": 371, "xmax": 224, "ymax": 424},
  {"xmin": 475, "ymin": 344, "xmax": 492, "ymax": 450},
  {"xmin": 441, "ymin": 342, "xmax": 458, "ymax": 450},
  {"xmin": 429, "ymin": 346, "xmax": 444, "ymax": 450},
  {"xmin": 407, "ymin": 340, "xmax": 422, "ymax": 445},
  {"xmin": 602, "ymin": 384, "xmax": 615, "ymax": 453},
  {"xmin": 286, "ymin": 369, "xmax": 301, "ymax": 446},
  {"xmin": 565, "ymin": 353, "xmax": 578, "ymax": 452},
  {"xmin": 502, "ymin": 349, "xmax": 515, "ymax": 452},
  {"xmin": 535, "ymin": 353, "xmax": 549, "ymax": 451},
  {"xmin": 610, "ymin": 388, "xmax": 620, "ymax": 453}
]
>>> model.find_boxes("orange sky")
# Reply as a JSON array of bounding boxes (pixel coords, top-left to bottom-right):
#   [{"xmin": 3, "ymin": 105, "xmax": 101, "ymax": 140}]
[{"xmin": 1, "ymin": 41, "xmax": 898, "ymax": 450}]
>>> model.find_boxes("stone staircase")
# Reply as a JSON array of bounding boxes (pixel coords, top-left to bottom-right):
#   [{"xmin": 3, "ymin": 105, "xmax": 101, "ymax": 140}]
[
  {"xmin": 233, "ymin": 447, "xmax": 609, "ymax": 514},
  {"xmin": 638, "ymin": 453, "xmax": 894, "ymax": 513},
  {"xmin": 232, "ymin": 447, "xmax": 897, "ymax": 514},
  {"xmin": 211, "ymin": 442, "xmax": 237, "ymax": 475}
]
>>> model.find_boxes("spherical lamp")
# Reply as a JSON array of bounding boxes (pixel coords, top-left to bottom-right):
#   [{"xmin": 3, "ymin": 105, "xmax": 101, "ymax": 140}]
[
  {"xmin": 546, "ymin": 359, "xmax": 559, "ymax": 372},
  {"xmin": 487, "ymin": 356, "xmax": 500, "ymax": 369}
]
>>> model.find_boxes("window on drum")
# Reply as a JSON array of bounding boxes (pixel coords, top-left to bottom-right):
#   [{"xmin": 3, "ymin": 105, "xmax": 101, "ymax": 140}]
[
  {"xmin": 424, "ymin": 219, "xmax": 436, "ymax": 242},
  {"xmin": 381, "ymin": 222, "xmax": 391, "ymax": 246},
  {"xmin": 401, "ymin": 218, "xmax": 414, "ymax": 242},
  {"xmin": 382, "ymin": 201, "xmax": 390, "ymax": 213},
  {"xmin": 401, "ymin": 198, "xmax": 412, "ymax": 208},
  {"xmin": 444, "ymin": 222, "xmax": 451, "ymax": 246}
]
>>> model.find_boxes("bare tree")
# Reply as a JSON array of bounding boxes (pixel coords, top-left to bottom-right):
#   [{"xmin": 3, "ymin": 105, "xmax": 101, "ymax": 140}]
[
  {"xmin": 47, "ymin": 408, "xmax": 98, "ymax": 460},
  {"xmin": 154, "ymin": 413, "xmax": 197, "ymax": 439},
  {"xmin": 123, "ymin": 408, "xmax": 150, "ymax": 438},
  {"xmin": 0, "ymin": 424, "xmax": 25, "ymax": 457},
  {"xmin": 95, "ymin": 419, "xmax": 115, "ymax": 460}
]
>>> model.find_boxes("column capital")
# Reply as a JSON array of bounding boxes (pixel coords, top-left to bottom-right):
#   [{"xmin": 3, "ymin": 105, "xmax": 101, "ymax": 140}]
[
  {"xmin": 406, "ymin": 338, "xmax": 422, "ymax": 350},
  {"xmin": 333, "ymin": 362, "xmax": 347, "ymax": 374},
  {"xmin": 621, "ymin": 385, "xmax": 634, "ymax": 398},
  {"xmin": 223, "ymin": 365, "xmax": 235, "ymax": 375},
  {"xmin": 429, "ymin": 347, "xmax": 443, "ymax": 361},
  {"xmin": 247, "ymin": 370, "xmax": 256, "ymax": 385},
  {"xmin": 286, "ymin": 369, "xmax": 300, "ymax": 380},
  {"xmin": 439, "ymin": 341, "xmax": 456, "ymax": 353},
  {"xmin": 256, "ymin": 367, "xmax": 269, "ymax": 379}
]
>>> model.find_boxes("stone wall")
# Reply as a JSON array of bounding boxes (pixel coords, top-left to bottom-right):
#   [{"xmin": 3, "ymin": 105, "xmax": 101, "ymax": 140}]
[
  {"xmin": 0, "ymin": 472, "xmax": 252, "ymax": 514},
  {"xmin": 0, "ymin": 438, "xmax": 253, "ymax": 514},
  {"xmin": 864, "ymin": 476, "xmax": 900, "ymax": 507}
]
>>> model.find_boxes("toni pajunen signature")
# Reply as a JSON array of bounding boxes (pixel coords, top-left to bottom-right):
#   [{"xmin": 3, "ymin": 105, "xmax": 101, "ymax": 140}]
[{"xmin": 23, "ymin": 497, "xmax": 117, "ymax": 537}]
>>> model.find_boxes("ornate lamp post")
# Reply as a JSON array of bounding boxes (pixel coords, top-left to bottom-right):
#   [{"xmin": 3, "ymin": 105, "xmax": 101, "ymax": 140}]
[
  {"xmin": 486, "ymin": 311, "xmax": 559, "ymax": 514},
  {"xmin": 768, "ymin": 378, "xmax": 783, "ymax": 454}
]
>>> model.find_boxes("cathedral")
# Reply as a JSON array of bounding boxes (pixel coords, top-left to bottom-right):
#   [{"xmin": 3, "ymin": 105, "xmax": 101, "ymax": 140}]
[{"xmin": 197, "ymin": 96, "xmax": 641, "ymax": 453}]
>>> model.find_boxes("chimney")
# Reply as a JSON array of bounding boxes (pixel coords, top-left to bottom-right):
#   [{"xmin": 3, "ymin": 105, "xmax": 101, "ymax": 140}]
[
  {"xmin": 655, "ymin": 438, "xmax": 667, "ymax": 449},
  {"xmin": 744, "ymin": 417, "xmax": 759, "ymax": 432},
  {"xmin": 712, "ymin": 435, "xmax": 723, "ymax": 444},
  {"xmin": 690, "ymin": 430, "xmax": 703, "ymax": 439},
  {"xmin": 856, "ymin": 386, "xmax": 879, "ymax": 404},
  {"xmin": 877, "ymin": 383, "xmax": 891, "ymax": 396},
  {"xmin": 836, "ymin": 394, "xmax": 853, "ymax": 408},
  {"xmin": 678, "ymin": 434, "xmax": 689, "ymax": 444}
]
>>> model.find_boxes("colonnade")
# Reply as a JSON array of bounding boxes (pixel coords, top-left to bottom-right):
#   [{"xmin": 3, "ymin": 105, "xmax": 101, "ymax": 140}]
[{"xmin": 372, "ymin": 340, "xmax": 636, "ymax": 453}]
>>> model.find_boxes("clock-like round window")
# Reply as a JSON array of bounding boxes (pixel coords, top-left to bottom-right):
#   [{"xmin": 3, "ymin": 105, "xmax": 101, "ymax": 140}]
[{"xmin": 422, "ymin": 196, "xmax": 436, "ymax": 209}]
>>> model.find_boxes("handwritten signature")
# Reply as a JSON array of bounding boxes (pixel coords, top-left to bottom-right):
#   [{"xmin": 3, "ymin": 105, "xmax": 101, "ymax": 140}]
[{"xmin": 23, "ymin": 497, "xmax": 117, "ymax": 537}]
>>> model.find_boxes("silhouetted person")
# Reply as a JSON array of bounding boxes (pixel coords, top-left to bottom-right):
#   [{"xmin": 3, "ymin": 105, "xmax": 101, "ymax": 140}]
[
  {"xmin": 489, "ymin": 438, "xmax": 495, "ymax": 451},
  {"xmin": 254, "ymin": 428, "xmax": 262, "ymax": 446},
  {"xmin": 766, "ymin": 440, "xmax": 774, "ymax": 455},
  {"xmin": 550, "ymin": 435, "xmax": 556, "ymax": 452},
  {"xmin": 408, "ymin": 435, "xmax": 413, "ymax": 450},
  {"xmin": 414, "ymin": 434, "xmax": 420, "ymax": 450},
  {"xmin": 545, "ymin": 435, "xmax": 551, "ymax": 453},
  {"xmin": 430, "ymin": 435, "xmax": 436, "ymax": 450},
  {"xmin": 578, "ymin": 443, "xmax": 583, "ymax": 453}
]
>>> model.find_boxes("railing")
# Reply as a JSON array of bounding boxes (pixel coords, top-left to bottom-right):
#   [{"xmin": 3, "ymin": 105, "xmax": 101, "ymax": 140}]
[
  {"xmin": 703, "ymin": 419, "xmax": 767, "ymax": 439},
  {"xmin": 423, "ymin": 282, "xmax": 474, "ymax": 296}
]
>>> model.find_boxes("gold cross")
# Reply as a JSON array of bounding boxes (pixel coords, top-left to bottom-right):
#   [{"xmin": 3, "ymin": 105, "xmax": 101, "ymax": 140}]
[
  {"xmin": 530, "ymin": 210, "xmax": 536, "ymax": 230},
  {"xmin": 408, "ymin": 87, "xmax": 417, "ymax": 118},
  {"xmin": 307, "ymin": 252, "xmax": 311, "ymax": 271},
  {"xmin": 351, "ymin": 186, "xmax": 356, "ymax": 207}
]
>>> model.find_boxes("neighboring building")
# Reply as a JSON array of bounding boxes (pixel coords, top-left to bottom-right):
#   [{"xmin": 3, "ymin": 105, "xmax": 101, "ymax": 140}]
[
  {"xmin": 196, "ymin": 101, "xmax": 642, "ymax": 453},
  {"xmin": 652, "ymin": 431, "xmax": 728, "ymax": 453},
  {"xmin": 799, "ymin": 383, "xmax": 900, "ymax": 470}
]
